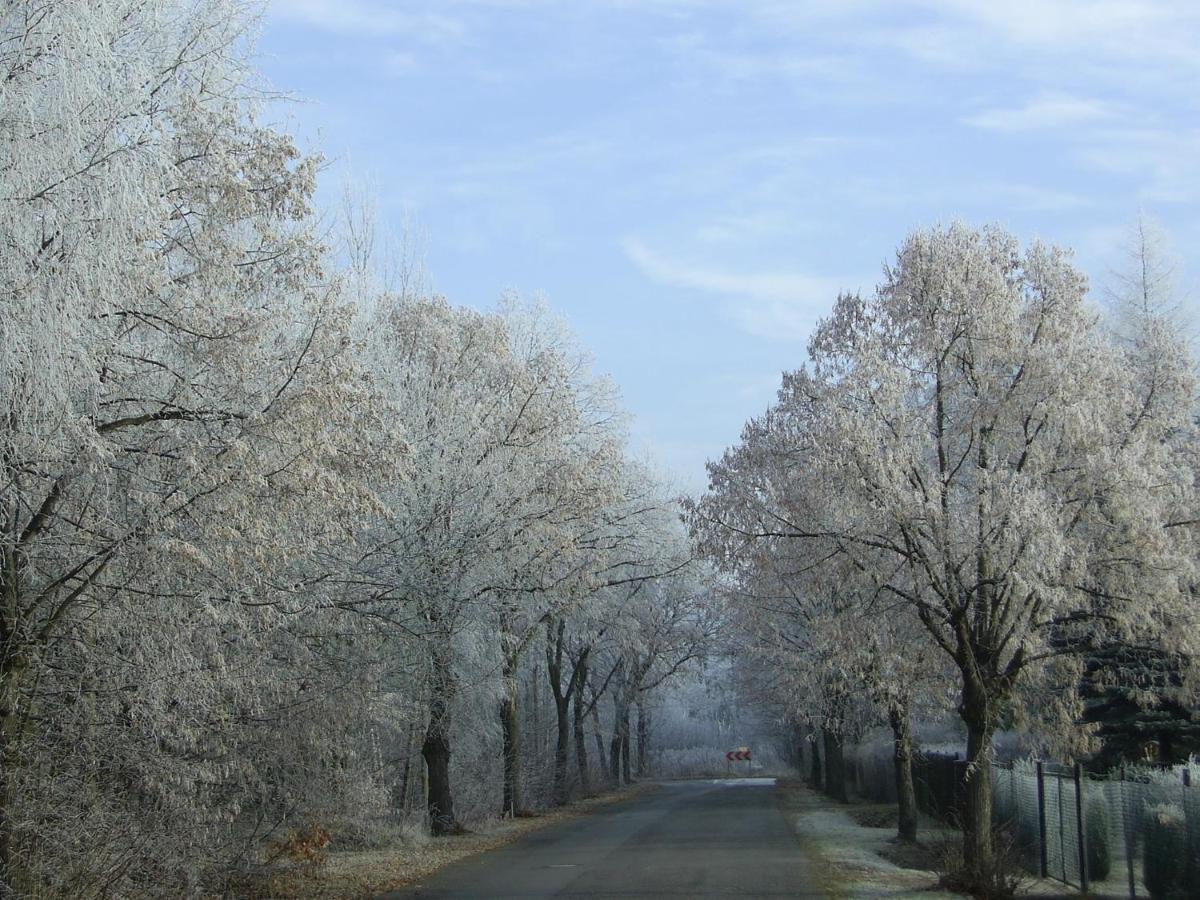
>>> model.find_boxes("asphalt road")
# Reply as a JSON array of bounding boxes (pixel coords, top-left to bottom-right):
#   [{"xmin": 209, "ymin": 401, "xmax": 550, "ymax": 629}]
[{"xmin": 381, "ymin": 778, "xmax": 820, "ymax": 899}]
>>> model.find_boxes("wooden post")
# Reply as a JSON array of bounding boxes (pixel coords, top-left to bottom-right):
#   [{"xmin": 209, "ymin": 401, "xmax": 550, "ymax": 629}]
[
  {"xmin": 1074, "ymin": 762, "xmax": 1089, "ymax": 894},
  {"xmin": 1036, "ymin": 761, "xmax": 1048, "ymax": 879}
]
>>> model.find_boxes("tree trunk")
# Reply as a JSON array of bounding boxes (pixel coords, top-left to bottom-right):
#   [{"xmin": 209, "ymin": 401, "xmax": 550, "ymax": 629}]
[
  {"xmin": 573, "ymin": 653, "xmax": 591, "ymax": 795},
  {"xmin": 498, "ymin": 663, "xmax": 522, "ymax": 816},
  {"xmin": 962, "ymin": 426, "xmax": 998, "ymax": 874},
  {"xmin": 960, "ymin": 688, "xmax": 996, "ymax": 877},
  {"xmin": 636, "ymin": 698, "xmax": 649, "ymax": 778},
  {"xmin": 546, "ymin": 621, "xmax": 576, "ymax": 805},
  {"xmin": 590, "ymin": 702, "xmax": 608, "ymax": 781},
  {"xmin": 531, "ymin": 663, "xmax": 541, "ymax": 761},
  {"xmin": 396, "ymin": 720, "xmax": 415, "ymax": 816},
  {"xmin": 621, "ymin": 701, "xmax": 632, "ymax": 784},
  {"xmin": 822, "ymin": 729, "xmax": 847, "ymax": 802},
  {"xmin": 551, "ymin": 693, "xmax": 570, "ymax": 805},
  {"xmin": 423, "ymin": 648, "xmax": 458, "ymax": 834},
  {"xmin": 609, "ymin": 702, "xmax": 624, "ymax": 786},
  {"xmin": 889, "ymin": 705, "xmax": 918, "ymax": 842},
  {"xmin": 498, "ymin": 600, "xmax": 523, "ymax": 818},
  {"xmin": 0, "ymin": 654, "xmax": 27, "ymax": 898},
  {"xmin": 809, "ymin": 733, "xmax": 822, "ymax": 789},
  {"xmin": 423, "ymin": 711, "xmax": 456, "ymax": 833}
]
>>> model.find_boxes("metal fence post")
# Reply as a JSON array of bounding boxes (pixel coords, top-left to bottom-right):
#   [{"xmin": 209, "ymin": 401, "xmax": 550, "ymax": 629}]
[
  {"xmin": 1037, "ymin": 761, "xmax": 1048, "ymax": 879},
  {"xmin": 1184, "ymin": 768, "xmax": 1195, "ymax": 896},
  {"xmin": 1074, "ymin": 762, "xmax": 1089, "ymax": 894},
  {"xmin": 1057, "ymin": 768, "xmax": 1067, "ymax": 882},
  {"xmin": 1122, "ymin": 766, "xmax": 1135, "ymax": 900}
]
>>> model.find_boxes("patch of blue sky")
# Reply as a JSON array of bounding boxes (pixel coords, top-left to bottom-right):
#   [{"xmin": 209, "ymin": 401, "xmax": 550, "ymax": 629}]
[{"xmin": 259, "ymin": 0, "xmax": 1200, "ymax": 492}]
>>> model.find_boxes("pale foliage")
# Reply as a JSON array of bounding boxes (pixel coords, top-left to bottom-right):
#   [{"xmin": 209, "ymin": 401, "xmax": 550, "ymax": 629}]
[
  {"xmin": 3, "ymin": 1, "xmax": 381, "ymax": 894},
  {"xmin": 692, "ymin": 222, "xmax": 1200, "ymax": 868}
]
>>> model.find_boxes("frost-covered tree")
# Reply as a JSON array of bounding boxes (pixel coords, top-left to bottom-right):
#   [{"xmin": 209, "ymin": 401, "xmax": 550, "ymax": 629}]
[
  {"xmin": 534, "ymin": 464, "xmax": 691, "ymax": 804},
  {"xmin": 483, "ymin": 301, "xmax": 628, "ymax": 818},
  {"xmin": 1076, "ymin": 216, "xmax": 1200, "ymax": 764},
  {"xmin": 691, "ymin": 397, "xmax": 950, "ymax": 837},
  {"xmin": 0, "ymin": 0, "xmax": 374, "ymax": 892},
  {"xmin": 806, "ymin": 224, "xmax": 1197, "ymax": 877},
  {"xmin": 694, "ymin": 223, "xmax": 1199, "ymax": 881},
  {"xmin": 351, "ymin": 294, "xmax": 646, "ymax": 829}
]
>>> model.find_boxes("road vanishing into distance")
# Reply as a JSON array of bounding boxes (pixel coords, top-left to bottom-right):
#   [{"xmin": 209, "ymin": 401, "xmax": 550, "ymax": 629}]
[{"xmin": 382, "ymin": 779, "xmax": 820, "ymax": 899}]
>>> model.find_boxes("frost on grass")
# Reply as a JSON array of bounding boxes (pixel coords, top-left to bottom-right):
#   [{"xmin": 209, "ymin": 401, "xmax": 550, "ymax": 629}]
[{"xmin": 780, "ymin": 782, "xmax": 961, "ymax": 900}]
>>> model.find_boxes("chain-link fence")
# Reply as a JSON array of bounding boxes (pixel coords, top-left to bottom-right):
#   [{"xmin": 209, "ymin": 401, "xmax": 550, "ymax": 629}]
[
  {"xmin": 852, "ymin": 745, "xmax": 1200, "ymax": 898},
  {"xmin": 990, "ymin": 760, "xmax": 1200, "ymax": 898}
]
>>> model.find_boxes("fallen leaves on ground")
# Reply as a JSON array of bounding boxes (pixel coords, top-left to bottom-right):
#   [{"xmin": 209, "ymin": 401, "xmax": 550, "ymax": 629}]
[{"xmin": 255, "ymin": 783, "xmax": 659, "ymax": 899}]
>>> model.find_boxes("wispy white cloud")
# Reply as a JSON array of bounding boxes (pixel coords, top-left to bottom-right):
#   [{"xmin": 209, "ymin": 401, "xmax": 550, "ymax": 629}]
[
  {"xmin": 962, "ymin": 92, "xmax": 1112, "ymax": 133},
  {"xmin": 749, "ymin": 1, "xmax": 1200, "ymax": 87},
  {"xmin": 270, "ymin": 0, "xmax": 465, "ymax": 40},
  {"xmin": 1076, "ymin": 127, "xmax": 1200, "ymax": 203},
  {"xmin": 929, "ymin": 0, "xmax": 1195, "ymax": 59},
  {"xmin": 622, "ymin": 238, "xmax": 866, "ymax": 342}
]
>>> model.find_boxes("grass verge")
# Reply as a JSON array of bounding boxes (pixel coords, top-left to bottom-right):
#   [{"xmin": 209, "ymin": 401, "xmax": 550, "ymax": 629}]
[
  {"xmin": 775, "ymin": 778, "xmax": 962, "ymax": 899},
  {"xmin": 775, "ymin": 781, "xmax": 1081, "ymax": 900},
  {"xmin": 247, "ymin": 783, "xmax": 658, "ymax": 899}
]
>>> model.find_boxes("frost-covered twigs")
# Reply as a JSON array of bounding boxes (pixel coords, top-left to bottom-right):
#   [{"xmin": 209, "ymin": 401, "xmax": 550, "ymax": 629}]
[{"xmin": 691, "ymin": 223, "xmax": 1200, "ymax": 887}]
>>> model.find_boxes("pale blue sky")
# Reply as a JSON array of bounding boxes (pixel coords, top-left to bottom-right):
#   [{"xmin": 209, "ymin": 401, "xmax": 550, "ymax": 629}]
[{"xmin": 259, "ymin": 0, "xmax": 1200, "ymax": 491}]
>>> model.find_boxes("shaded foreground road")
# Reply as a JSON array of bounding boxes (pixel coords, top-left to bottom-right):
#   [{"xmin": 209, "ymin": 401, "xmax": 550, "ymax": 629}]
[{"xmin": 381, "ymin": 778, "xmax": 820, "ymax": 899}]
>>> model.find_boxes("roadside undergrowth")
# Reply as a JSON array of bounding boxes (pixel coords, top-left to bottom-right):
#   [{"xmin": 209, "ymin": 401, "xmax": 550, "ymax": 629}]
[{"xmin": 245, "ymin": 783, "xmax": 658, "ymax": 899}]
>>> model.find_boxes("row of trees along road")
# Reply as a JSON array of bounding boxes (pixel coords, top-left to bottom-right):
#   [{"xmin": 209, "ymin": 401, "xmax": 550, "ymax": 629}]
[
  {"xmin": 0, "ymin": 1, "xmax": 710, "ymax": 895},
  {"xmin": 689, "ymin": 222, "xmax": 1200, "ymax": 891}
]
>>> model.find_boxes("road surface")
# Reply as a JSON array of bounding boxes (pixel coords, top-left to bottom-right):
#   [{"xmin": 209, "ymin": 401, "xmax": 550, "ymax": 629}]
[{"xmin": 381, "ymin": 778, "xmax": 820, "ymax": 899}]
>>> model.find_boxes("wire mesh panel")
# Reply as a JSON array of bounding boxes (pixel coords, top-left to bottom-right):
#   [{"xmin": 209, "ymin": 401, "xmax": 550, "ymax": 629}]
[
  {"xmin": 991, "ymin": 761, "xmax": 1044, "ymax": 875},
  {"xmin": 855, "ymin": 747, "xmax": 1200, "ymax": 898},
  {"xmin": 1133, "ymin": 769, "xmax": 1191, "ymax": 900},
  {"xmin": 1183, "ymin": 773, "xmax": 1200, "ymax": 895},
  {"xmin": 1087, "ymin": 776, "xmax": 1135, "ymax": 898},
  {"xmin": 1040, "ymin": 767, "xmax": 1076, "ymax": 886}
]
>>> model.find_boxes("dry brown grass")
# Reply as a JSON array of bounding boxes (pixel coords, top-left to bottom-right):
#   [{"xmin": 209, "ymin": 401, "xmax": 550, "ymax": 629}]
[{"xmin": 248, "ymin": 783, "xmax": 658, "ymax": 899}]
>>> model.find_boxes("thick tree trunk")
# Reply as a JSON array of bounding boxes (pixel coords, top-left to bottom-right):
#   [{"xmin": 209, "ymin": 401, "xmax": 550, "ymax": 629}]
[
  {"xmin": 590, "ymin": 703, "xmax": 608, "ymax": 780},
  {"xmin": 0, "ymin": 649, "xmax": 30, "ymax": 898},
  {"xmin": 822, "ymin": 729, "xmax": 847, "ymax": 802},
  {"xmin": 960, "ymin": 686, "xmax": 996, "ymax": 877},
  {"xmin": 636, "ymin": 698, "xmax": 649, "ymax": 778},
  {"xmin": 961, "ymin": 428, "xmax": 999, "ymax": 875},
  {"xmin": 546, "ymin": 621, "xmax": 576, "ymax": 805},
  {"xmin": 552, "ymin": 695, "xmax": 570, "ymax": 804},
  {"xmin": 572, "ymin": 653, "xmax": 591, "ymax": 795},
  {"xmin": 889, "ymin": 705, "xmax": 918, "ymax": 842},
  {"xmin": 423, "ymin": 648, "xmax": 458, "ymax": 835},
  {"xmin": 809, "ymin": 733, "xmax": 822, "ymax": 789},
  {"xmin": 498, "ymin": 664, "xmax": 522, "ymax": 816},
  {"xmin": 423, "ymin": 713, "xmax": 456, "ymax": 834}
]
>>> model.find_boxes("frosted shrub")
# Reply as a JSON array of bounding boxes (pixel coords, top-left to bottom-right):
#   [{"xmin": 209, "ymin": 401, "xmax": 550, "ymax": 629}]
[{"xmin": 1143, "ymin": 803, "xmax": 1187, "ymax": 900}]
